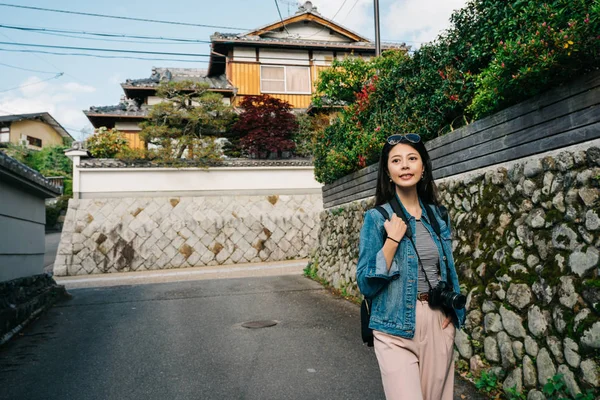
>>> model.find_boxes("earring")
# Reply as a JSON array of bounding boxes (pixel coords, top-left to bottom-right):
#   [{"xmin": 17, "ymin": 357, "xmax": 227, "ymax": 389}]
[{"xmin": 421, "ymin": 171, "xmax": 425, "ymax": 180}]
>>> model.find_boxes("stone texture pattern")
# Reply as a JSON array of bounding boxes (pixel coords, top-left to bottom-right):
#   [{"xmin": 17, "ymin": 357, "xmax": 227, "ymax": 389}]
[
  {"xmin": 310, "ymin": 147, "xmax": 600, "ymax": 398},
  {"xmin": 55, "ymin": 194, "xmax": 322, "ymax": 275}
]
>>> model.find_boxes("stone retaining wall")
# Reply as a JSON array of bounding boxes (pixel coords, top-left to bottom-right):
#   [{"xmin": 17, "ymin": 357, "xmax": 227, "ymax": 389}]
[
  {"xmin": 309, "ymin": 147, "xmax": 600, "ymax": 398},
  {"xmin": 55, "ymin": 194, "xmax": 321, "ymax": 276}
]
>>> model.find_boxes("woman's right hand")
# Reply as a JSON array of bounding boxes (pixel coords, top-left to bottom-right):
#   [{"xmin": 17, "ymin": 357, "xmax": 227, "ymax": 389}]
[{"xmin": 383, "ymin": 214, "xmax": 407, "ymax": 244}]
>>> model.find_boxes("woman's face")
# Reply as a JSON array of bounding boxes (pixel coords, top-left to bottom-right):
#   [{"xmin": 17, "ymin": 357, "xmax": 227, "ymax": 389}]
[{"xmin": 387, "ymin": 143, "xmax": 424, "ymax": 190}]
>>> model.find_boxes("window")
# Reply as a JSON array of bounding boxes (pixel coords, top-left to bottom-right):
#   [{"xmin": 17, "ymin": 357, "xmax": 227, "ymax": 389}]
[
  {"xmin": 0, "ymin": 127, "xmax": 9, "ymax": 143},
  {"xmin": 27, "ymin": 136, "xmax": 42, "ymax": 148},
  {"xmin": 260, "ymin": 65, "xmax": 311, "ymax": 94}
]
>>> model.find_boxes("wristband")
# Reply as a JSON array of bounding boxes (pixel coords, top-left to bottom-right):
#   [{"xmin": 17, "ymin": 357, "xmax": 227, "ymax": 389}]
[{"xmin": 387, "ymin": 237, "xmax": 400, "ymax": 244}]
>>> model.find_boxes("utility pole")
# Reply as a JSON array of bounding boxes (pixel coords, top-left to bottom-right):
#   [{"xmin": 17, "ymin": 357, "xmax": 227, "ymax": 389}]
[{"xmin": 374, "ymin": 0, "xmax": 381, "ymax": 56}]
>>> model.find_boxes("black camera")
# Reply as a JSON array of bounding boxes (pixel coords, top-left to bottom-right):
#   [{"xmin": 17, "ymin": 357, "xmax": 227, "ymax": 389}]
[{"xmin": 429, "ymin": 281, "xmax": 466, "ymax": 311}]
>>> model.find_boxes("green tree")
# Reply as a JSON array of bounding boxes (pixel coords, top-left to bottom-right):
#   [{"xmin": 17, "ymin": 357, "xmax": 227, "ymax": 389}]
[{"xmin": 139, "ymin": 80, "xmax": 236, "ymax": 161}]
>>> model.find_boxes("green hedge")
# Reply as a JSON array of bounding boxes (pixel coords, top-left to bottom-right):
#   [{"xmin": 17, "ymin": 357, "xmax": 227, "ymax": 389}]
[{"xmin": 313, "ymin": 0, "xmax": 600, "ymax": 184}]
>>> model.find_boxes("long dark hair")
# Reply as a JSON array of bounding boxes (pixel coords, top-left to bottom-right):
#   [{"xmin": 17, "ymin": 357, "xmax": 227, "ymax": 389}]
[{"xmin": 374, "ymin": 139, "xmax": 439, "ymax": 206}]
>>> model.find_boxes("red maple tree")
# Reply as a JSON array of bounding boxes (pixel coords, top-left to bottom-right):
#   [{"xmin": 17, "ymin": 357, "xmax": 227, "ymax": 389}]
[{"xmin": 234, "ymin": 95, "xmax": 297, "ymax": 158}]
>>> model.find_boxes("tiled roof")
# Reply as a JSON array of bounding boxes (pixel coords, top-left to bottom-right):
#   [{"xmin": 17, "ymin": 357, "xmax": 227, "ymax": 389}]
[
  {"xmin": 122, "ymin": 68, "xmax": 234, "ymax": 90},
  {"xmin": 211, "ymin": 32, "xmax": 406, "ymax": 50},
  {"xmin": 0, "ymin": 151, "xmax": 62, "ymax": 196},
  {"xmin": 85, "ymin": 102, "xmax": 150, "ymax": 117},
  {"xmin": 79, "ymin": 158, "xmax": 314, "ymax": 168}
]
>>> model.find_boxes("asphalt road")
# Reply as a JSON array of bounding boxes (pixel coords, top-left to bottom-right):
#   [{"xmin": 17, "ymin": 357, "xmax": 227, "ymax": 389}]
[
  {"xmin": 1, "ymin": 275, "xmax": 385, "ymax": 400},
  {"xmin": 0, "ymin": 274, "xmax": 485, "ymax": 400},
  {"xmin": 44, "ymin": 232, "xmax": 62, "ymax": 272}
]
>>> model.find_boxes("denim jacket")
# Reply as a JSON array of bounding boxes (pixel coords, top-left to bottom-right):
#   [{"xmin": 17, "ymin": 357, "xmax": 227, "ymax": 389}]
[{"xmin": 356, "ymin": 196, "xmax": 466, "ymax": 339}]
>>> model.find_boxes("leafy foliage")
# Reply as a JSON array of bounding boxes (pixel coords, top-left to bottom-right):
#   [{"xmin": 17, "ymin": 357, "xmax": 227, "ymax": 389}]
[
  {"xmin": 86, "ymin": 127, "xmax": 129, "ymax": 159},
  {"xmin": 312, "ymin": 57, "xmax": 378, "ymax": 107},
  {"xmin": 233, "ymin": 95, "xmax": 297, "ymax": 158},
  {"xmin": 542, "ymin": 374, "xmax": 596, "ymax": 400},
  {"xmin": 312, "ymin": 0, "xmax": 600, "ymax": 184},
  {"xmin": 1, "ymin": 143, "xmax": 72, "ymax": 195},
  {"xmin": 27, "ymin": 145, "xmax": 72, "ymax": 177},
  {"xmin": 0, "ymin": 143, "xmax": 73, "ymax": 228},
  {"xmin": 139, "ymin": 80, "xmax": 236, "ymax": 161},
  {"xmin": 474, "ymin": 370, "xmax": 501, "ymax": 395},
  {"xmin": 293, "ymin": 113, "xmax": 331, "ymax": 158},
  {"xmin": 505, "ymin": 385, "xmax": 526, "ymax": 400}
]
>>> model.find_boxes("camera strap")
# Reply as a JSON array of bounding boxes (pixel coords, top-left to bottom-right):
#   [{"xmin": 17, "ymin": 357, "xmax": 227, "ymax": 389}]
[{"xmin": 389, "ymin": 196, "xmax": 450, "ymax": 291}]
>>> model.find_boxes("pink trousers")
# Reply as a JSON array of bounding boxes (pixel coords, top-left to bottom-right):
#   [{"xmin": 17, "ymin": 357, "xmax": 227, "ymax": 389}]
[{"xmin": 373, "ymin": 300, "xmax": 456, "ymax": 400}]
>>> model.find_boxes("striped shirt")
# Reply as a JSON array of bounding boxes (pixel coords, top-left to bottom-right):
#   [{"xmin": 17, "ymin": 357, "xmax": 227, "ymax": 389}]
[{"xmin": 414, "ymin": 219, "xmax": 440, "ymax": 293}]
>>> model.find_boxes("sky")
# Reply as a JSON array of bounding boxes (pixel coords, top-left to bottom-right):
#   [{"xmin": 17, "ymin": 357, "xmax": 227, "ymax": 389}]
[{"xmin": 0, "ymin": 0, "xmax": 467, "ymax": 141}]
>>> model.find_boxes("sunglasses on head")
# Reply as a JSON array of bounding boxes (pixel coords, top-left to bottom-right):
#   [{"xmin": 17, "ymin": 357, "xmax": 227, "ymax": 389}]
[{"xmin": 386, "ymin": 133, "xmax": 421, "ymax": 145}]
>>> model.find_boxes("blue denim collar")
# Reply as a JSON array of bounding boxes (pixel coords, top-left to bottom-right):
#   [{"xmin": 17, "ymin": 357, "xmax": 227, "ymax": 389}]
[{"xmin": 393, "ymin": 193, "xmax": 432, "ymax": 225}]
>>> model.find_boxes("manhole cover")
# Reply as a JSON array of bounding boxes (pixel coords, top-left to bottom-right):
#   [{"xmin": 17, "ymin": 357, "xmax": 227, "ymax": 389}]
[{"xmin": 241, "ymin": 320, "xmax": 278, "ymax": 329}]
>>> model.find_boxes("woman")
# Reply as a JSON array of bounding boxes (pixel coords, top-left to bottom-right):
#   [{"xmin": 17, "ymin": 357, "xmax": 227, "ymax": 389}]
[{"xmin": 356, "ymin": 133, "xmax": 465, "ymax": 400}]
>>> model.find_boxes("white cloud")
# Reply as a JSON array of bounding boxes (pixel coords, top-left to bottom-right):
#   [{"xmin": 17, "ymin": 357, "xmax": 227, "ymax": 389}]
[
  {"xmin": 19, "ymin": 76, "xmax": 51, "ymax": 97},
  {"xmin": 383, "ymin": 0, "xmax": 468, "ymax": 46},
  {"xmin": 312, "ymin": 0, "xmax": 372, "ymax": 34},
  {"xmin": 64, "ymin": 82, "xmax": 96, "ymax": 93},
  {"xmin": 301, "ymin": 0, "xmax": 467, "ymax": 46},
  {"xmin": 0, "ymin": 75, "xmax": 95, "ymax": 139}
]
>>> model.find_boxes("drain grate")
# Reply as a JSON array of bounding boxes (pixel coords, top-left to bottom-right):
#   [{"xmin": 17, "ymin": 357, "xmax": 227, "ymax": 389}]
[{"xmin": 242, "ymin": 320, "xmax": 278, "ymax": 329}]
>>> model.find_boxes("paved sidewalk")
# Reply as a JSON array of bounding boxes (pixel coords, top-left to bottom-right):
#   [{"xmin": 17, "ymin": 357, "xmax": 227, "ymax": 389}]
[{"xmin": 55, "ymin": 259, "xmax": 308, "ymax": 289}]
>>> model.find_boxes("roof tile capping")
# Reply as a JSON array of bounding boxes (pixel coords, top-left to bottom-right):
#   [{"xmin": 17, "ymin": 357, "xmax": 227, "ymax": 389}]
[
  {"xmin": 85, "ymin": 102, "xmax": 150, "ymax": 117},
  {"xmin": 210, "ymin": 32, "xmax": 406, "ymax": 50},
  {"xmin": 79, "ymin": 158, "xmax": 314, "ymax": 168},
  {"xmin": 122, "ymin": 67, "xmax": 233, "ymax": 90},
  {"xmin": 0, "ymin": 151, "xmax": 62, "ymax": 195}
]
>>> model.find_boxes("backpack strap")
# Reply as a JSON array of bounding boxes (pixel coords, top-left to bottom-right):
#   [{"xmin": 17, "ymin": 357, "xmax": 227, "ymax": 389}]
[
  {"xmin": 389, "ymin": 195, "xmax": 413, "ymax": 238},
  {"xmin": 374, "ymin": 206, "xmax": 389, "ymax": 242}
]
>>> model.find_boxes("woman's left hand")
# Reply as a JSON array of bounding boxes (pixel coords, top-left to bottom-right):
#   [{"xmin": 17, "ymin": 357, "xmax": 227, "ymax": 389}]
[{"xmin": 442, "ymin": 316, "xmax": 452, "ymax": 329}]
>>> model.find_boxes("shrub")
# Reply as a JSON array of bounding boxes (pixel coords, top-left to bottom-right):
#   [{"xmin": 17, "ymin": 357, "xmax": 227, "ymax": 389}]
[{"xmin": 86, "ymin": 127, "xmax": 129, "ymax": 158}]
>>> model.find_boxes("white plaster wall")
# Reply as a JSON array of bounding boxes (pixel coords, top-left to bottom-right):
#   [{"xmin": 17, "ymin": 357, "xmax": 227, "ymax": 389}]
[
  {"xmin": 76, "ymin": 166, "xmax": 322, "ymax": 198},
  {"xmin": 233, "ymin": 47, "xmax": 256, "ymax": 62},
  {"xmin": 313, "ymin": 51, "xmax": 334, "ymax": 66},
  {"xmin": 115, "ymin": 122, "xmax": 142, "ymax": 131},
  {"xmin": 259, "ymin": 48, "xmax": 310, "ymax": 66},
  {"xmin": 263, "ymin": 21, "xmax": 352, "ymax": 42},
  {"xmin": 147, "ymin": 96, "xmax": 163, "ymax": 106}
]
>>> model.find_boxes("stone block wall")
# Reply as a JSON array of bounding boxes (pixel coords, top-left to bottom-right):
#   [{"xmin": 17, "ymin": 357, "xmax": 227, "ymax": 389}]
[
  {"xmin": 310, "ymin": 147, "xmax": 600, "ymax": 398},
  {"xmin": 54, "ymin": 194, "xmax": 321, "ymax": 276}
]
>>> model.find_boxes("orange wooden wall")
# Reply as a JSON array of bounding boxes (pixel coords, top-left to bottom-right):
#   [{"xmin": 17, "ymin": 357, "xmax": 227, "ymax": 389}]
[
  {"xmin": 122, "ymin": 132, "xmax": 145, "ymax": 150},
  {"xmin": 230, "ymin": 62, "xmax": 333, "ymax": 109}
]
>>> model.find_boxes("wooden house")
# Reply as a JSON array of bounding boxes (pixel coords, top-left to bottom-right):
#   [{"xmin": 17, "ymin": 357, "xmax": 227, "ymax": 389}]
[{"xmin": 84, "ymin": 1, "xmax": 406, "ymax": 148}]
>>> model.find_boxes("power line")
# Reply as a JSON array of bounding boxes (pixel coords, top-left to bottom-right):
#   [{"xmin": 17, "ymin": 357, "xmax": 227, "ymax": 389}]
[
  {"xmin": 274, "ymin": 0, "xmax": 291, "ymax": 35},
  {"xmin": 0, "ymin": 46, "xmax": 406, "ymax": 64},
  {"xmin": 0, "ymin": 3, "xmax": 248, "ymax": 31},
  {"xmin": 24, "ymin": 30, "xmax": 206, "ymax": 46},
  {"xmin": 332, "ymin": 0, "xmax": 350, "ymax": 20},
  {"xmin": 0, "ymin": 73, "xmax": 63, "ymax": 94},
  {"xmin": 0, "ymin": 24, "xmax": 211, "ymax": 44},
  {"xmin": 0, "ymin": 30, "xmax": 90, "ymax": 87},
  {"xmin": 0, "ymin": 48, "xmax": 211, "ymax": 63},
  {"xmin": 0, "ymin": 61, "xmax": 58, "ymax": 74},
  {"xmin": 343, "ymin": 0, "xmax": 361, "ymax": 22},
  {"xmin": 305, "ymin": 0, "xmax": 350, "ymax": 39},
  {"xmin": 0, "ymin": 41, "xmax": 212, "ymax": 58}
]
